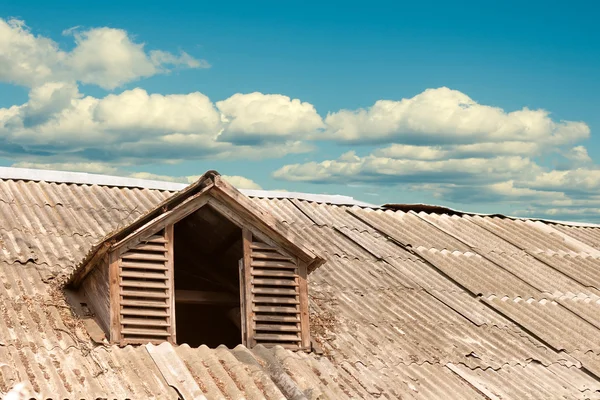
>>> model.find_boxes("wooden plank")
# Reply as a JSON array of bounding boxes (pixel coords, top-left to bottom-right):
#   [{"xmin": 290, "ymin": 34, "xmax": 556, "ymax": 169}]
[
  {"xmin": 109, "ymin": 251, "xmax": 121, "ymax": 344},
  {"xmin": 254, "ymin": 315, "xmax": 300, "ymax": 323},
  {"xmin": 120, "ymin": 280, "xmax": 169, "ymax": 289},
  {"xmin": 165, "ymin": 224, "xmax": 176, "ymax": 345},
  {"xmin": 121, "ymin": 328, "xmax": 171, "ymax": 337},
  {"xmin": 251, "ymin": 251, "xmax": 293, "ymax": 261},
  {"xmin": 298, "ymin": 260, "xmax": 311, "ymax": 350},
  {"xmin": 145, "ymin": 235, "xmax": 168, "ymax": 244},
  {"xmin": 253, "ymin": 305, "xmax": 299, "ymax": 313},
  {"xmin": 80, "ymin": 256, "xmax": 111, "ymax": 334},
  {"xmin": 121, "ymin": 252, "xmax": 168, "ymax": 262},
  {"xmin": 251, "ymin": 260, "xmax": 297, "ymax": 269},
  {"xmin": 252, "ymin": 297, "xmax": 300, "ymax": 305},
  {"xmin": 253, "ymin": 333, "xmax": 301, "ymax": 342},
  {"xmin": 251, "ymin": 270, "xmax": 297, "ymax": 278},
  {"xmin": 175, "ymin": 290, "xmax": 238, "ymax": 305},
  {"xmin": 250, "ymin": 242, "xmax": 277, "ymax": 250},
  {"xmin": 121, "ymin": 299, "xmax": 169, "ymax": 308},
  {"xmin": 133, "ymin": 243, "xmax": 166, "ymax": 252},
  {"xmin": 120, "ymin": 289, "xmax": 169, "ymax": 298},
  {"xmin": 120, "ymin": 261, "xmax": 168, "ymax": 271},
  {"xmin": 121, "ymin": 318, "xmax": 170, "ymax": 326},
  {"xmin": 252, "ymin": 342, "xmax": 301, "ymax": 350},
  {"xmin": 254, "ymin": 324, "xmax": 301, "ymax": 332},
  {"xmin": 252, "ymin": 287, "xmax": 298, "ymax": 296},
  {"xmin": 121, "ymin": 309, "xmax": 169, "ymax": 317},
  {"xmin": 243, "ymin": 228, "xmax": 255, "ymax": 347},
  {"xmin": 120, "ymin": 270, "xmax": 167, "ymax": 279},
  {"xmin": 113, "ymin": 188, "xmax": 212, "ymax": 255},
  {"xmin": 238, "ymin": 260, "xmax": 247, "ymax": 346},
  {"xmin": 251, "ymin": 278, "xmax": 299, "ymax": 287}
]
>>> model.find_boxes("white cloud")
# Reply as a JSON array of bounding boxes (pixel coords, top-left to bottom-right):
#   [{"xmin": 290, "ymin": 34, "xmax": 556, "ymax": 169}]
[
  {"xmin": 221, "ymin": 175, "xmax": 262, "ymax": 190},
  {"xmin": 12, "ymin": 161, "xmax": 119, "ymax": 175},
  {"xmin": 323, "ymin": 87, "xmax": 589, "ymax": 146},
  {"xmin": 0, "ymin": 18, "xmax": 207, "ymax": 89},
  {"xmin": 216, "ymin": 92, "xmax": 324, "ymax": 144},
  {"xmin": 0, "ymin": 85, "xmax": 312, "ymax": 163}
]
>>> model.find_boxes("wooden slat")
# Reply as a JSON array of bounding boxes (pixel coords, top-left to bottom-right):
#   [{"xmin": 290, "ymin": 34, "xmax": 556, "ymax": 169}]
[
  {"xmin": 253, "ymin": 333, "xmax": 301, "ymax": 342},
  {"xmin": 120, "ymin": 280, "xmax": 169, "ymax": 290},
  {"xmin": 134, "ymin": 243, "xmax": 166, "ymax": 252},
  {"xmin": 252, "ymin": 342, "xmax": 302, "ymax": 350},
  {"xmin": 121, "ymin": 252, "xmax": 168, "ymax": 262},
  {"xmin": 121, "ymin": 299, "xmax": 169, "ymax": 308},
  {"xmin": 121, "ymin": 309, "xmax": 169, "ymax": 317},
  {"xmin": 250, "ymin": 242, "xmax": 277, "ymax": 250},
  {"xmin": 145, "ymin": 235, "xmax": 168, "ymax": 244},
  {"xmin": 253, "ymin": 305, "xmax": 299, "ymax": 313},
  {"xmin": 251, "ymin": 260, "xmax": 297, "ymax": 269},
  {"xmin": 120, "ymin": 261, "xmax": 168, "ymax": 271},
  {"xmin": 120, "ymin": 270, "xmax": 166, "ymax": 279},
  {"xmin": 121, "ymin": 318, "xmax": 170, "ymax": 326},
  {"xmin": 120, "ymin": 328, "xmax": 171, "ymax": 337},
  {"xmin": 251, "ymin": 251, "xmax": 293, "ymax": 261},
  {"xmin": 251, "ymin": 270, "xmax": 296, "ymax": 278},
  {"xmin": 253, "ymin": 297, "xmax": 299, "ymax": 305},
  {"xmin": 252, "ymin": 287, "xmax": 298, "ymax": 296},
  {"xmin": 251, "ymin": 278, "xmax": 298, "ymax": 287},
  {"xmin": 298, "ymin": 260, "xmax": 310, "ymax": 349},
  {"xmin": 120, "ymin": 289, "xmax": 168, "ymax": 298},
  {"xmin": 254, "ymin": 315, "xmax": 300, "ymax": 323},
  {"xmin": 255, "ymin": 324, "xmax": 301, "ymax": 332}
]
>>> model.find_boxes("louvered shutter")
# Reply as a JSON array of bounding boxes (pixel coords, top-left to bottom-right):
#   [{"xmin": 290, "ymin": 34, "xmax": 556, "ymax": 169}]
[
  {"xmin": 242, "ymin": 229, "xmax": 309, "ymax": 350},
  {"xmin": 111, "ymin": 226, "xmax": 175, "ymax": 345}
]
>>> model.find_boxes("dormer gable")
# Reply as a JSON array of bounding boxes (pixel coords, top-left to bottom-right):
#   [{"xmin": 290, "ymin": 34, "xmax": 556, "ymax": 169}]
[{"xmin": 68, "ymin": 171, "xmax": 323, "ymax": 350}]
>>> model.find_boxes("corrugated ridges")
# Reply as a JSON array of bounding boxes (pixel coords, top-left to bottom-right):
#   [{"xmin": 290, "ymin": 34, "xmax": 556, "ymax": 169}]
[{"xmin": 1, "ymin": 177, "xmax": 600, "ymax": 398}]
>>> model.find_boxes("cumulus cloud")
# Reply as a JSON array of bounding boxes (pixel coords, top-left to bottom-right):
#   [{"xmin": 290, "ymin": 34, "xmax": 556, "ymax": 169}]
[
  {"xmin": 216, "ymin": 93, "xmax": 324, "ymax": 144},
  {"xmin": 0, "ymin": 18, "xmax": 207, "ymax": 89},
  {"xmin": 0, "ymin": 85, "xmax": 313, "ymax": 164},
  {"xmin": 323, "ymin": 87, "xmax": 589, "ymax": 146}
]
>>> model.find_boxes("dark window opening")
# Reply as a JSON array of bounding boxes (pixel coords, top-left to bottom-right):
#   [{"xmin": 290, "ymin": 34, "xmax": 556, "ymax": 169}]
[{"xmin": 173, "ymin": 205, "xmax": 243, "ymax": 347}]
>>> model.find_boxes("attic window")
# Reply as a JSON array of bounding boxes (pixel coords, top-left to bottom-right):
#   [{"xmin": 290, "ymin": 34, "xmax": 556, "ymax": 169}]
[{"xmin": 73, "ymin": 175, "xmax": 317, "ymax": 351}]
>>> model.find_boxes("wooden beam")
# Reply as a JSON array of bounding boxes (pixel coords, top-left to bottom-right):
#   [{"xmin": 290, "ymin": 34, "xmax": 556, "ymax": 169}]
[
  {"xmin": 113, "ymin": 188, "xmax": 211, "ymax": 256},
  {"xmin": 175, "ymin": 290, "xmax": 238, "ymax": 306},
  {"xmin": 108, "ymin": 251, "xmax": 121, "ymax": 344},
  {"xmin": 165, "ymin": 224, "xmax": 176, "ymax": 345},
  {"xmin": 242, "ymin": 228, "xmax": 255, "ymax": 348}
]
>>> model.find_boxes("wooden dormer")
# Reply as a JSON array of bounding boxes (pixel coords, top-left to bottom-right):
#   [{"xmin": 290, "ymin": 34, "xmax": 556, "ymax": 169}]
[{"xmin": 68, "ymin": 171, "xmax": 323, "ymax": 350}]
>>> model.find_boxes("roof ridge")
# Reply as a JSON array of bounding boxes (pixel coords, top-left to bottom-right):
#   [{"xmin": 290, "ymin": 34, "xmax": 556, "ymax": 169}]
[{"xmin": 0, "ymin": 166, "xmax": 376, "ymax": 207}]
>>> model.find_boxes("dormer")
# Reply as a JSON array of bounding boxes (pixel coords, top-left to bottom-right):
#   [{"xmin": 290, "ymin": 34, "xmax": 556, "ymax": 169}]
[{"xmin": 68, "ymin": 171, "xmax": 323, "ymax": 350}]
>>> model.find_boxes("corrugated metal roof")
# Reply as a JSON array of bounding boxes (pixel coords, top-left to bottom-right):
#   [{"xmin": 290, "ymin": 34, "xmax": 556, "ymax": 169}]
[{"xmin": 0, "ymin": 171, "xmax": 600, "ymax": 398}]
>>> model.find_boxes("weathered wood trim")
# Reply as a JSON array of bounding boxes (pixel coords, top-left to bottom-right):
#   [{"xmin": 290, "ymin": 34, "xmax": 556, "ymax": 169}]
[
  {"xmin": 238, "ymin": 259, "xmax": 247, "ymax": 346},
  {"xmin": 298, "ymin": 260, "xmax": 311, "ymax": 350},
  {"xmin": 211, "ymin": 178, "xmax": 318, "ymax": 263},
  {"xmin": 165, "ymin": 224, "xmax": 176, "ymax": 345},
  {"xmin": 108, "ymin": 250, "xmax": 121, "ymax": 344},
  {"xmin": 71, "ymin": 242, "xmax": 111, "ymax": 288},
  {"xmin": 113, "ymin": 195, "xmax": 210, "ymax": 256},
  {"xmin": 80, "ymin": 255, "xmax": 111, "ymax": 334},
  {"xmin": 242, "ymin": 228, "xmax": 255, "ymax": 348}
]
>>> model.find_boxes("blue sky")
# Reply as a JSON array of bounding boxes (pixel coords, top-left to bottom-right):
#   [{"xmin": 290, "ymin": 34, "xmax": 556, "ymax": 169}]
[{"xmin": 0, "ymin": 0, "xmax": 599, "ymax": 220}]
